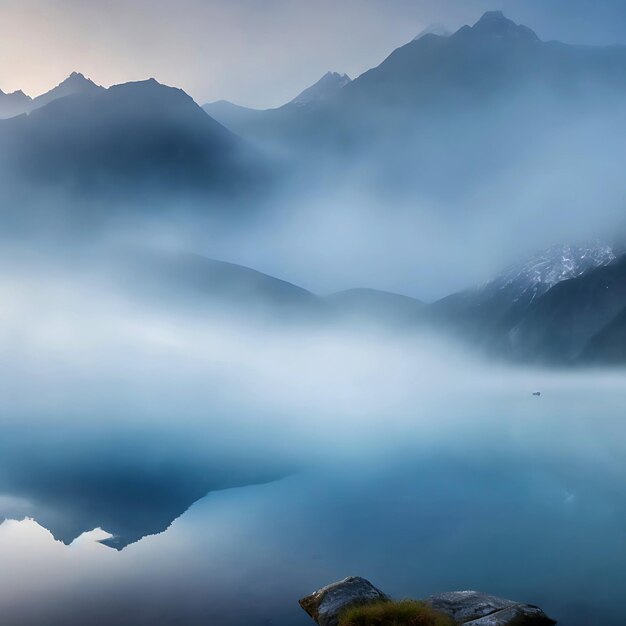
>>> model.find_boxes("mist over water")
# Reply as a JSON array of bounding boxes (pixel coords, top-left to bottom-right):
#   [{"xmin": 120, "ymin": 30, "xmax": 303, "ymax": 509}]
[
  {"xmin": 2, "ymin": 7, "xmax": 626, "ymax": 626},
  {"xmin": 0, "ymin": 249, "xmax": 624, "ymax": 624}
]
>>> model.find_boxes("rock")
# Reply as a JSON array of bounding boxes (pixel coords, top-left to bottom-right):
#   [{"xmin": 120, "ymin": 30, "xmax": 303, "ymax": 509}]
[
  {"xmin": 299, "ymin": 581, "xmax": 557, "ymax": 626},
  {"xmin": 299, "ymin": 576, "xmax": 390, "ymax": 626},
  {"xmin": 424, "ymin": 591, "xmax": 556, "ymax": 625}
]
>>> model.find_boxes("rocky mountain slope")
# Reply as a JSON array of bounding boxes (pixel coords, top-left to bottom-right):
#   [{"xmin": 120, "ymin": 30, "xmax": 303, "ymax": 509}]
[{"xmin": 432, "ymin": 242, "xmax": 626, "ymax": 364}]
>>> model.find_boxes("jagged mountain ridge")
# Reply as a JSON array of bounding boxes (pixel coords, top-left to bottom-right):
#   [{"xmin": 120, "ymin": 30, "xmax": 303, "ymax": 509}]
[
  {"xmin": 30, "ymin": 71, "xmax": 104, "ymax": 110},
  {"xmin": 203, "ymin": 11, "xmax": 626, "ymax": 198},
  {"xmin": 0, "ymin": 89, "xmax": 32, "ymax": 119},
  {"xmin": 0, "ymin": 72, "xmax": 103, "ymax": 119},
  {"xmin": 434, "ymin": 243, "xmax": 614, "ymax": 318},
  {"xmin": 0, "ymin": 78, "xmax": 260, "ymax": 197}
]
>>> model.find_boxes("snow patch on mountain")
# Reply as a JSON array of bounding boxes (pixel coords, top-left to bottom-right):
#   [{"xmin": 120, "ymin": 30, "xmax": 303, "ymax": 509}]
[{"xmin": 489, "ymin": 243, "xmax": 616, "ymax": 304}]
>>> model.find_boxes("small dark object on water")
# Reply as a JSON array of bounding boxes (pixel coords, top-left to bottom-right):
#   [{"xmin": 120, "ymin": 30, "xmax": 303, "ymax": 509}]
[{"xmin": 533, "ymin": 391, "xmax": 541, "ymax": 397}]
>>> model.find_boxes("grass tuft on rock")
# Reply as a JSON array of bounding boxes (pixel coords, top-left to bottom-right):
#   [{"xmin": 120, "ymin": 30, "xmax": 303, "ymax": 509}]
[{"xmin": 338, "ymin": 600, "xmax": 455, "ymax": 626}]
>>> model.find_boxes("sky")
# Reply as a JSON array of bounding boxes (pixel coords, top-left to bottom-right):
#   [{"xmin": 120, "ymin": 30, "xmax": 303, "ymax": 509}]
[{"xmin": 1, "ymin": 0, "xmax": 626, "ymax": 108}]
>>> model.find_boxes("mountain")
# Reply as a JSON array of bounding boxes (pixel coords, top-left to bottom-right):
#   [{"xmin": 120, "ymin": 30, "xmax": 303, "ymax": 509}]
[
  {"xmin": 581, "ymin": 308, "xmax": 626, "ymax": 363},
  {"xmin": 22, "ymin": 239, "xmax": 626, "ymax": 366},
  {"xmin": 454, "ymin": 10, "xmax": 538, "ymax": 42},
  {"xmin": 326, "ymin": 288, "xmax": 425, "ymax": 327},
  {"xmin": 93, "ymin": 244, "xmax": 626, "ymax": 364},
  {"xmin": 507, "ymin": 254, "xmax": 626, "ymax": 363},
  {"xmin": 433, "ymin": 243, "xmax": 616, "ymax": 333},
  {"xmin": 330, "ymin": 9, "xmax": 626, "ymax": 131},
  {"xmin": 413, "ymin": 23, "xmax": 451, "ymax": 40},
  {"xmin": 108, "ymin": 248, "xmax": 319, "ymax": 320},
  {"xmin": 430, "ymin": 242, "xmax": 626, "ymax": 364},
  {"xmin": 202, "ymin": 71, "xmax": 351, "ymax": 135},
  {"xmin": 96, "ymin": 248, "xmax": 433, "ymax": 329},
  {"xmin": 208, "ymin": 11, "xmax": 626, "ymax": 197},
  {"xmin": 0, "ymin": 78, "xmax": 258, "ymax": 197},
  {"xmin": 0, "ymin": 89, "xmax": 32, "ymax": 119},
  {"xmin": 0, "ymin": 72, "xmax": 103, "ymax": 119},
  {"xmin": 288, "ymin": 71, "xmax": 351, "ymax": 106},
  {"xmin": 30, "ymin": 71, "xmax": 104, "ymax": 110},
  {"xmin": 202, "ymin": 99, "xmax": 267, "ymax": 136}
]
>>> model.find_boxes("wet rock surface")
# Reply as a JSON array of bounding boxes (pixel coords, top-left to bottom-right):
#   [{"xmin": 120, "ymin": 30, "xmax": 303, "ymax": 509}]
[
  {"xmin": 299, "ymin": 580, "xmax": 556, "ymax": 626},
  {"xmin": 299, "ymin": 576, "xmax": 389, "ymax": 626},
  {"xmin": 425, "ymin": 591, "xmax": 556, "ymax": 625}
]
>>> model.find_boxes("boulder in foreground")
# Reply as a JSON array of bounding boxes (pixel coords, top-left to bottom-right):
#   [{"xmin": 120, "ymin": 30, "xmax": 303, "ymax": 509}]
[
  {"xmin": 425, "ymin": 590, "xmax": 556, "ymax": 625},
  {"xmin": 299, "ymin": 578, "xmax": 556, "ymax": 626},
  {"xmin": 299, "ymin": 576, "xmax": 389, "ymax": 626}
]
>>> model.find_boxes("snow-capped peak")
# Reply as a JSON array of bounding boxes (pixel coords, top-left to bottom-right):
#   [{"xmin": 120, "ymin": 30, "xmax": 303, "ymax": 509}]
[{"xmin": 490, "ymin": 243, "xmax": 616, "ymax": 303}]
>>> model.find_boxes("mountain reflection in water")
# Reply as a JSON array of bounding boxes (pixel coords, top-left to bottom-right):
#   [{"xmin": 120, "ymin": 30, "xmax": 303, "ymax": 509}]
[{"xmin": 1, "ymin": 379, "xmax": 625, "ymax": 626}]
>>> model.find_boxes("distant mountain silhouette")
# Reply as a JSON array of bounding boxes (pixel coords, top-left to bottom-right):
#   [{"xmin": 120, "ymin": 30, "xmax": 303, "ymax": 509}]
[
  {"xmin": 30, "ymin": 71, "xmax": 104, "ymax": 110},
  {"xmin": 203, "ymin": 70, "xmax": 351, "ymax": 135},
  {"xmin": 110, "ymin": 248, "xmax": 319, "ymax": 320},
  {"xmin": 288, "ymin": 71, "xmax": 351, "ymax": 106},
  {"xmin": 0, "ymin": 78, "xmax": 259, "ymax": 196},
  {"xmin": 413, "ymin": 23, "xmax": 451, "ymax": 40},
  {"xmin": 0, "ymin": 72, "xmax": 103, "ymax": 119},
  {"xmin": 326, "ymin": 288, "xmax": 425, "ymax": 327},
  {"xmin": 0, "ymin": 89, "xmax": 32, "ymax": 119},
  {"xmin": 205, "ymin": 11, "xmax": 626, "ymax": 196},
  {"xmin": 454, "ymin": 10, "xmax": 538, "ymax": 42},
  {"xmin": 122, "ymin": 245, "xmax": 626, "ymax": 365},
  {"xmin": 201, "ymin": 99, "xmax": 268, "ymax": 138},
  {"xmin": 19, "ymin": 240, "xmax": 626, "ymax": 365}
]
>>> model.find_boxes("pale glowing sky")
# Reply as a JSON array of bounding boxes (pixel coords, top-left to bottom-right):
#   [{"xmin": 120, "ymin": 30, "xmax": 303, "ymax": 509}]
[{"xmin": 1, "ymin": 0, "xmax": 626, "ymax": 108}]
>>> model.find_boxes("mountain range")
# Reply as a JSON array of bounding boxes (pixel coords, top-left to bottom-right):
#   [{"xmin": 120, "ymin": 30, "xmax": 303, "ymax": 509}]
[
  {"xmin": 202, "ymin": 11, "xmax": 626, "ymax": 197},
  {"xmin": 3, "ymin": 11, "xmax": 626, "ymax": 199},
  {"xmin": 0, "ymin": 78, "xmax": 259, "ymax": 198},
  {"xmin": 1, "ymin": 11, "xmax": 626, "ymax": 364},
  {"xmin": 4, "ymin": 236, "xmax": 624, "ymax": 555},
  {"xmin": 92, "ymin": 241, "xmax": 626, "ymax": 365},
  {"xmin": 201, "ymin": 70, "xmax": 352, "ymax": 152}
]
